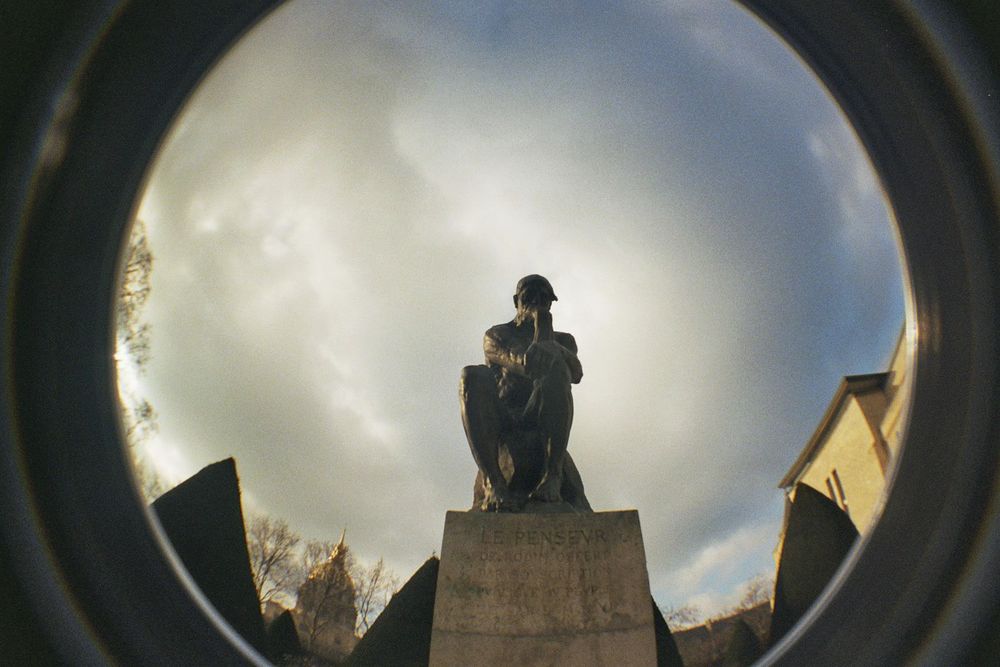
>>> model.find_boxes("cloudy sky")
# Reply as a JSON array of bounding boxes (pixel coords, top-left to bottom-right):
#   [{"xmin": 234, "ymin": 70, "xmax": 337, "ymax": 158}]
[{"xmin": 123, "ymin": 0, "xmax": 905, "ymax": 620}]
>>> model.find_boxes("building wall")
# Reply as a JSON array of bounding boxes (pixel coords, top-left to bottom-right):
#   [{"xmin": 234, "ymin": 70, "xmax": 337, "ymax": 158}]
[
  {"xmin": 794, "ymin": 394, "xmax": 887, "ymax": 534},
  {"xmin": 782, "ymin": 328, "xmax": 910, "ymax": 537},
  {"xmin": 880, "ymin": 334, "xmax": 911, "ymax": 460}
]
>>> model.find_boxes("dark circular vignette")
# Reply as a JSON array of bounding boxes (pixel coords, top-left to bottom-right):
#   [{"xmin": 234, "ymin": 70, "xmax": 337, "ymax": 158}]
[
  {"xmin": 1, "ymin": 1, "xmax": 280, "ymax": 664},
  {"xmin": 0, "ymin": 1, "xmax": 998, "ymax": 665},
  {"xmin": 737, "ymin": 1, "xmax": 1000, "ymax": 665}
]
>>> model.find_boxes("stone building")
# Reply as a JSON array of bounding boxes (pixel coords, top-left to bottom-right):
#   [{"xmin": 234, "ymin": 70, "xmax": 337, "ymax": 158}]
[
  {"xmin": 293, "ymin": 532, "xmax": 358, "ymax": 662},
  {"xmin": 777, "ymin": 329, "xmax": 910, "ymax": 534}
]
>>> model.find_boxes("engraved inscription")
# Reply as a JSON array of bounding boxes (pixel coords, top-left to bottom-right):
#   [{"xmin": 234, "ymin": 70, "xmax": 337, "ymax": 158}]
[{"xmin": 433, "ymin": 511, "xmax": 652, "ymax": 637}]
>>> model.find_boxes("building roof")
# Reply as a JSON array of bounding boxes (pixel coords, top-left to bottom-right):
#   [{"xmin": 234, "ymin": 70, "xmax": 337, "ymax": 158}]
[{"xmin": 777, "ymin": 372, "xmax": 887, "ymax": 489}]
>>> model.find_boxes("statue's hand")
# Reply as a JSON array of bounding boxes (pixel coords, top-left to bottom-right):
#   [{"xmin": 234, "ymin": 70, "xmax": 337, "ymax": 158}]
[
  {"xmin": 524, "ymin": 343, "xmax": 555, "ymax": 378},
  {"xmin": 525, "ymin": 341, "xmax": 559, "ymax": 378}
]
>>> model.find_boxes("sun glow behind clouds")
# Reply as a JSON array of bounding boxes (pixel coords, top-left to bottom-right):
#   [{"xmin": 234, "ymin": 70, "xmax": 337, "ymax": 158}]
[{"xmin": 130, "ymin": 0, "xmax": 904, "ymax": 618}]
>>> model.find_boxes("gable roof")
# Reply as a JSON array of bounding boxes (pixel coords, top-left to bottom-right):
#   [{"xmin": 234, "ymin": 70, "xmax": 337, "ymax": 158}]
[{"xmin": 778, "ymin": 373, "xmax": 887, "ymax": 489}]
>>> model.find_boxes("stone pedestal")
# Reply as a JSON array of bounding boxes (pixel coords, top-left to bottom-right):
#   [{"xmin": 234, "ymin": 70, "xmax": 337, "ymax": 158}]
[{"xmin": 429, "ymin": 510, "xmax": 656, "ymax": 666}]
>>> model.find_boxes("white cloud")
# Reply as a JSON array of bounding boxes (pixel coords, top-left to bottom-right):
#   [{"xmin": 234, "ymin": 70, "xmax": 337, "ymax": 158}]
[
  {"xmin": 806, "ymin": 122, "xmax": 892, "ymax": 255},
  {"xmin": 652, "ymin": 521, "xmax": 779, "ymax": 616},
  {"xmin": 142, "ymin": 435, "xmax": 198, "ymax": 489},
  {"xmin": 662, "ymin": 522, "xmax": 777, "ymax": 592}
]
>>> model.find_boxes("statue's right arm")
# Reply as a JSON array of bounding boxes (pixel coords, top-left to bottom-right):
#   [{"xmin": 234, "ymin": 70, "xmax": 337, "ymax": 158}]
[{"xmin": 484, "ymin": 327, "xmax": 530, "ymax": 377}]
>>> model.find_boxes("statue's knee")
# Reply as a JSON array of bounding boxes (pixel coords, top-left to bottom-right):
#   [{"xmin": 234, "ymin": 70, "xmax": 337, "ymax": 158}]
[
  {"xmin": 554, "ymin": 360, "xmax": 572, "ymax": 382},
  {"xmin": 541, "ymin": 361, "xmax": 572, "ymax": 388}
]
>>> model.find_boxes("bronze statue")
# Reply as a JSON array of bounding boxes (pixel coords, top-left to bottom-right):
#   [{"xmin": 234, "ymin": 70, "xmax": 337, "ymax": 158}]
[{"xmin": 460, "ymin": 275, "xmax": 591, "ymax": 512}]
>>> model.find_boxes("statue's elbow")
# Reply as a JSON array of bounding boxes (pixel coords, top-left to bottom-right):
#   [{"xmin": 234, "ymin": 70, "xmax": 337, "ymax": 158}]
[{"xmin": 460, "ymin": 365, "xmax": 493, "ymax": 400}]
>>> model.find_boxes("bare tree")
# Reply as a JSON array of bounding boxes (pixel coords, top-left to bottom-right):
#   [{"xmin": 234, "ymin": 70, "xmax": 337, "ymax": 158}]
[
  {"xmin": 352, "ymin": 557, "xmax": 400, "ymax": 637},
  {"xmin": 738, "ymin": 573, "xmax": 773, "ymax": 610},
  {"xmin": 300, "ymin": 539, "xmax": 338, "ymax": 579},
  {"xmin": 247, "ymin": 515, "xmax": 302, "ymax": 606},
  {"xmin": 127, "ymin": 404, "xmax": 164, "ymax": 501},
  {"xmin": 295, "ymin": 539, "xmax": 357, "ymax": 655},
  {"xmin": 115, "ymin": 219, "xmax": 162, "ymax": 501},
  {"xmin": 661, "ymin": 603, "xmax": 702, "ymax": 630},
  {"xmin": 117, "ymin": 219, "xmax": 154, "ymax": 369},
  {"xmin": 292, "ymin": 537, "xmax": 339, "ymax": 648},
  {"xmin": 730, "ymin": 573, "xmax": 774, "ymax": 640}
]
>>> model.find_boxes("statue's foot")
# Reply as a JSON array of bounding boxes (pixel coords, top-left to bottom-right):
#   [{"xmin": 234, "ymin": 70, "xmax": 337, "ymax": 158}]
[
  {"xmin": 529, "ymin": 473, "xmax": 563, "ymax": 503},
  {"xmin": 483, "ymin": 487, "xmax": 521, "ymax": 512},
  {"xmin": 484, "ymin": 496, "xmax": 522, "ymax": 512}
]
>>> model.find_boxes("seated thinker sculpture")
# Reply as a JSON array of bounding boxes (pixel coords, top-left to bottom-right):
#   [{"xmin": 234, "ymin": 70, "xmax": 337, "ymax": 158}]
[{"xmin": 460, "ymin": 275, "xmax": 591, "ymax": 512}]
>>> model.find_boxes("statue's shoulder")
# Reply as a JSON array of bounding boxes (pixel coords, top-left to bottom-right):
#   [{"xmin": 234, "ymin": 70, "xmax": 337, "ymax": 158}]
[
  {"xmin": 484, "ymin": 321, "xmax": 518, "ymax": 348},
  {"xmin": 486, "ymin": 320, "xmax": 517, "ymax": 340},
  {"xmin": 555, "ymin": 330, "xmax": 578, "ymax": 352}
]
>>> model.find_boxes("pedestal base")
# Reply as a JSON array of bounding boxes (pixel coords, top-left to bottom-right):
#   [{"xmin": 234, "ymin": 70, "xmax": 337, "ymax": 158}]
[{"xmin": 429, "ymin": 510, "xmax": 656, "ymax": 666}]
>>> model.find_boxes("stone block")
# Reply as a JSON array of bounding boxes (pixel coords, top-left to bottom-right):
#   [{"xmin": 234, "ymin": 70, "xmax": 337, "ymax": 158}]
[
  {"xmin": 266, "ymin": 609, "xmax": 302, "ymax": 660},
  {"xmin": 769, "ymin": 482, "xmax": 859, "ymax": 646},
  {"xmin": 651, "ymin": 597, "xmax": 684, "ymax": 667},
  {"xmin": 348, "ymin": 556, "xmax": 440, "ymax": 666},
  {"xmin": 429, "ymin": 510, "xmax": 656, "ymax": 666},
  {"xmin": 151, "ymin": 458, "xmax": 267, "ymax": 655}
]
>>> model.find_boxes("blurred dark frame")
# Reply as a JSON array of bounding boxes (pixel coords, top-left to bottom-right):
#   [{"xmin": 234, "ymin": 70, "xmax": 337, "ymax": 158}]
[{"xmin": 1, "ymin": 1, "xmax": 997, "ymax": 664}]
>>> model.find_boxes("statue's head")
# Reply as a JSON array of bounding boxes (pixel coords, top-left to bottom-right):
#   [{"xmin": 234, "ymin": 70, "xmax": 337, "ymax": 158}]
[{"xmin": 514, "ymin": 274, "xmax": 558, "ymax": 315}]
